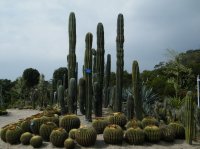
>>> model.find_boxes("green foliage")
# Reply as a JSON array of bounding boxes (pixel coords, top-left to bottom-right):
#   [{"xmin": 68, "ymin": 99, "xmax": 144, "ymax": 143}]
[
  {"xmin": 92, "ymin": 117, "xmax": 109, "ymax": 134},
  {"xmin": 108, "ymin": 112, "xmax": 127, "ymax": 128},
  {"xmin": 75, "ymin": 126, "xmax": 97, "ymax": 147},
  {"xmin": 103, "ymin": 124, "xmax": 123, "ymax": 144},
  {"xmin": 50, "ymin": 128, "xmax": 68, "ymax": 147},
  {"xmin": 30, "ymin": 135, "xmax": 43, "ymax": 148},
  {"xmin": 6, "ymin": 125, "xmax": 23, "ymax": 144},
  {"xmin": 59, "ymin": 114, "xmax": 81, "ymax": 132},
  {"xmin": 22, "ymin": 68, "xmax": 40, "ymax": 88},
  {"xmin": 64, "ymin": 138, "xmax": 75, "ymax": 149},
  {"xmin": 124, "ymin": 127, "xmax": 145, "ymax": 145},
  {"xmin": 39, "ymin": 122, "xmax": 57, "ymax": 141},
  {"xmin": 20, "ymin": 132, "xmax": 33, "ymax": 145},
  {"xmin": 144, "ymin": 125, "xmax": 161, "ymax": 142},
  {"xmin": 53, "ymin": 67, "xmax": 68, "ymax": 90}
]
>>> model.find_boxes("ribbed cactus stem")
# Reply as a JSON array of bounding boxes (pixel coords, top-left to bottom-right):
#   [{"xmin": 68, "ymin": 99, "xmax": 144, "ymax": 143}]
[
  {"xmin": 68, "ymin": 12, "xmax": 77, "ymax": 112},
  {"xmin": 58, "ymin": 85, "xmax": 67, "ymax": 115},
  {"xmin": 78, "ymin": 78, "xmax": 86, "ymax": 115},
  {"xmin": 132, "ymin": 61, "xmax": 143, "ymax": 120},
  {"xmin": 115, "ymin": 14, "xmax": 124, "ymax": 112},
  {"xmin": 84, "ymin": 32, "xmax": 93, "ymax": 121},
  {"xmin": 104, "ymin": 54, "xmax": 111, "ymax": 108},
  {"xmin": 96, "ymin": 22, "xmax": 105, "ymax": 116},
  {"xmin": 127, "ymin": 94, "xmax": 134, "ymax": 120},
  {"xmin": 68, "ymin": 78, "xmax": 76, "ymax": 114},
  {"xmin": 185, "ymin": 91, "xmax": 194, "ymax": 145}
]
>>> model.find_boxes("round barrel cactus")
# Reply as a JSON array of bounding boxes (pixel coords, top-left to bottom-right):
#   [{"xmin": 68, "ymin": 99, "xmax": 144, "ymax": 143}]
[
  {"xmin": 20, "ymin": 118, "xmax": 32, "ymax": 132},
  {"xmin": 75, "ymin": 126, "xmax": 97, "ymax": 147},
  {"xmin": 108, "ymin": 112, "xmax": 127, "ymax": 128},
  {"xmin": 0, "ymin": 124, "xmax": 12, "ymax": 142},
  {"xmin": 141, "ymin": 117, "xmax": 159, "ymax": 128},
  {"xmin": 30, "ymin": 135, "xmax": 43, "ymax": 148},
  {"xmin": 124, "ymin": 127, "xmax": 145, "ymax": 145},
  {"xmin": 144, "ymin": 125, "xmax": 161, "ymax": 142},
  {"xmin": 20, "ymin": 132, "xmax": 33, "ymax": 145},
  {"xmin": 39, "ymin": 122, "xmax": 57, "ymax": 141},
  {"xmin": 168, "ymin": 122, "xmax": 185, "ymax": 139},
  {"xmin": 160, "ymin": 125, "xmax": 175, "ymax": 142},
  {"xmin": 92, "ymin": 117, "xmax": 109, "ymax": 134},
  {"xmin": 30, "ymin": 118, "xmax": 43, "ymax": 134},
  {"xmin": 6, "ymin": 125, "xmax": 23, "ymax": 144},
  {"xmin": 125, "ymin": 119, "xmax": 142, "ymax": 129},
  {"xmin": 50, "ymin": 128, "xmax": 68, "ymax": 147},
  {"xmin": 69, "ymin": 129, "xmax": 77, "ymax": 139},
  {"xmin": 64, "ymin": 138, "xmax": 75, "ymax": 149},
  {"xmin": 103, "ymin": 124, "xmax": 123, "ymax": 144},
  {"xmin": 60, "ymin": 114, "xmax": 81, "ymax": 132}
]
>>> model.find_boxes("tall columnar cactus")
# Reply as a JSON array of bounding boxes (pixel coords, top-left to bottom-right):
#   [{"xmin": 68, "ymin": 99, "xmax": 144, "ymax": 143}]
[
  {"xmin": 104, "ymin": 54, "xmax": 111, "ymax": 108},
  {"xmin": 68, "ymin": 78, "xmax": 77, "ymax": 114},
  {"xmin": 127, "ymin": 95, "xmax": 134, "ymax": 120},
  {"xmin": 92, "ymin": 49, "xmax": 97, "ymax": 83},
  {"xmin": 78, "ymin": 78, "xmax": 86, "ymax": 115},
  {"xmin": 185, "ymin": 91, "xmax": 194, "ymax": 145},
  {"xmin": 84, "ymin": 33, "xmax": 93, "ymax": 121},
  {"xmin": 68, "ymin": 12, "xmax": 77, "ymax": 111},
  {"xmin": 132, "ymin": 60, "xmax": 143, "ymax": 120},
  {"xmin": 115, "ymin": 14, "xmax": 124, "ymax": 112},
  {"xmin": 96, "ymin": 22, "xmax": 105, "ymax": 116},
  {"xmin": 58, "ymin": 85, "xmax": 67, "ymax": 115}
]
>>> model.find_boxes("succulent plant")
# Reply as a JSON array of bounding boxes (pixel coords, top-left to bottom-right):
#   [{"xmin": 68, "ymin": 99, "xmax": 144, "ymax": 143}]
[
  {"xmin": 6, "ymin": 125, "xmax": 23, "ymax": 144},
  {"xmin": 124, "ymin": 127, "xmax": 145, "ymax": 145},
  {"xmin": 168, "ymin": 122, "xmax": 185, "ymax": 139},
  {"xmin": 92, "ymin": 117, "xmax": 109, "ymax": 134},
  {"xmin": 30, "ymin": 135, "xmax": 43, "ymax": 148},
  {"xmin": 144, "ymin": 125, "xmax": 161, "ymax": 142},
  {"xmin": 108, "ymin": 112, "xmax": 127, "ymax": 128},
  {"xmin": 50, "ymin": 128, "xmax": 68, "ymax": 147},
  {"xmin": 30, "ymin": 118, "xmax": 43, "ymax": 134},
  {"xmin": 60, "ymin": 114, "xmax": 81, "ymax": 132},
  {"xmin": 127, "ymin": 95, "xmax": 134, "ymax": 120},
  {"xmin": 125, "ymin": 119, "xmax": 142, "ymax": 129},
  {"xmin": 78, "ymin": 78, "xmax": 86, "ymax": 115},
  {"xmin": 39, "ymin": 122, "xmax": 57, "ymax": 141},
  {"xmin": 75, "ymin": 126, "xmax": 97, "ymax": 147},
  {"xmin": 20, "ymin": 132, "xmax": 33, "ymax": 145},
  {"xmin": 103, "ymin": 124, "xmax": 123, "ymax": 144},
  {"xmin": 69, "ymin": 129, "xmax": 77, "ymax": 139},
  {"xmin": 159, "ymin": 124, "xmax": 175, "ymax": 142},
  {"xmin": 64, "ymin": 138, "xmax": 75, "ymax": 149},
  {"xmin": 141, "ymin": 116, "xmax": 159, "ymax": 128},
  {"xmin": 20, "ymin": 118, "xmax": 32, "ymax": 132},
  {"xmin": 0, "ymin": 125, "xmax": 12, "ymax": 142}
]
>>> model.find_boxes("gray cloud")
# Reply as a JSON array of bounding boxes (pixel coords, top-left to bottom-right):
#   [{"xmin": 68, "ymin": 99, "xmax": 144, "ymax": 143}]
[{"xmin": 0, "ymin": 0, "xmax": 200, "ymax": 80}]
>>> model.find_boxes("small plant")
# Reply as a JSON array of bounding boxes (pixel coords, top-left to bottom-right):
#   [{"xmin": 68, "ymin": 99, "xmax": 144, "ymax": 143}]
[
  {"xmin": 30, "ymin": 135, "xmax": 43, "ymax": 148},
  {"xmin": 39, "ymin": 122, "xmax": 57, "ymax": 141},
  {"xmin": 64, "ymin": 138, "xmax": 75, "ymax": 149},
  {"xmin": 160, "ymin": 124, "xmax": 175, "ymax": 142},
  {"xmin": 6, "ymin": 125, "xmax": 23, "ymax": 144},
  {"xmin": 20, "ymin": 132, "xmax": 33, "ymax": 145},
  {"xmin": 125, "ymin": 118, "xmax": 142, "ymax": 129},
  {"xmin": 75, "ymin": 126, "xmax": 97, "ymax": 147},
  {"xmin": 144, "ymin": 125, "xmax": 161, "ymax": 142},
  {"xmin": 69, "ymin": 129, "xmax": 77, "ymax": 139},
  {"xmin": 92, "ymin": 117, "xmax": 109, "ymax": 134},
  {"xmin": 103, "ymin": 124, "xmax": 123, "ymax": 144},
  {"xmin": 141, "ymin": 116, "xmax": 159, "ymax": 128},
  {"xmin": 169, "ymin": 122, "xmax": 185, "ymax": 139},
  {"xmin": 50, "ymin": 128, "xmax": 68, "ymax": 147},
  {"xmin": 108, "ymin": 112, "xmax": 127, "ymax": 128}
]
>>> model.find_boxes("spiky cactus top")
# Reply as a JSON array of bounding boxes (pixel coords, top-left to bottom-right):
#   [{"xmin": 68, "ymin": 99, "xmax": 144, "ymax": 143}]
[
  {"xmin": 84, "ymin": 33, "xmax": 93, "ymax": 121},
  {"xmin": 115, "ymin": 14, "xmax": 124, "ymax": 112}
]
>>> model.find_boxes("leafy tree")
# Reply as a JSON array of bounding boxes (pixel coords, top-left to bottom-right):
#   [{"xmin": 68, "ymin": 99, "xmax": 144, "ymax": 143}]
[
  {"xmin": 23, "ymin": 68, "xmax": 40, "ymax": 88},
  {"xmin": 37, "ymin": 74, "xmax": 48, "ymax": 107},
  {"xmin": 53, "ymin": 67, "xmax": 68, "ymax": 91}
]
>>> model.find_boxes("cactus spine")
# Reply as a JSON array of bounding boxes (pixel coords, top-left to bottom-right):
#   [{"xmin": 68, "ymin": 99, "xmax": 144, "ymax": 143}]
[
  {"xmin": 84, "ymin": 33, "xmax": 93, "ymax": 121},
  {"xmin": 68, "ymin": 12, "xmax": 77, "ymax": 113},
  {"xmin": 104, "ymin": 54, "xmax": 111, "ymax": 108},
  {"xmin": 68, "ymin": 78, "xmax": 76, "ymax": 113},
  {"xmin": 127, "ymin": 94, "xmax": 134, "ymax": 120},
  {"xmin": 185, "ymin": 91, "xmax": 194, "ymax": 144},
  {"xmin": 115, "ymin": 14, "xmax": 124, "ymax": 112},
  {"xmin": 132, "ymin": 60, "xmax": 143, "ymax": 120},
  {"xmin": 78, "ymin": 78, "xmax": 86, "ymax": 115}
]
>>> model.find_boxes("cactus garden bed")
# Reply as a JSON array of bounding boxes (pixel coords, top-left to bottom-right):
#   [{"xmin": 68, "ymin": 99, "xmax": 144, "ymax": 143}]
[{"xmin": 0, "ymin": 109, "xmax": 200, "ymax": 149}]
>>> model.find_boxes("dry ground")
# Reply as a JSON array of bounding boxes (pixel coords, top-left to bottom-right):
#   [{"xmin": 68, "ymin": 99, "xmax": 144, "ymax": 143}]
[{"xmin": 0, "ymin": 109, "xmax": 200, "ymax": 149}]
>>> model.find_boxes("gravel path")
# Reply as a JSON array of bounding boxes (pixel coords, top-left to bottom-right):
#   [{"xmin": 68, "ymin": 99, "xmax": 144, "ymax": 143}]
[{"xmin": 0, "ymin": 109, "xmax": 200, "ymax": 149}]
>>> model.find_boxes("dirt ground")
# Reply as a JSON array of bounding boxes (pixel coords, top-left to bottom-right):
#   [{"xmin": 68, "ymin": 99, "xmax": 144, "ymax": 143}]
[{"xmin": 0, "ymin": 109, "xmax": 200, "ymax": 149}]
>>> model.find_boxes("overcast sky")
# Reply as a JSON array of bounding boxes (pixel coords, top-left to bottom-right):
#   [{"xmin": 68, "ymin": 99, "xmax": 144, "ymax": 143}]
[{"xmin": 0, "ymin": 0, "xmax": 200, "ymax": 81}]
